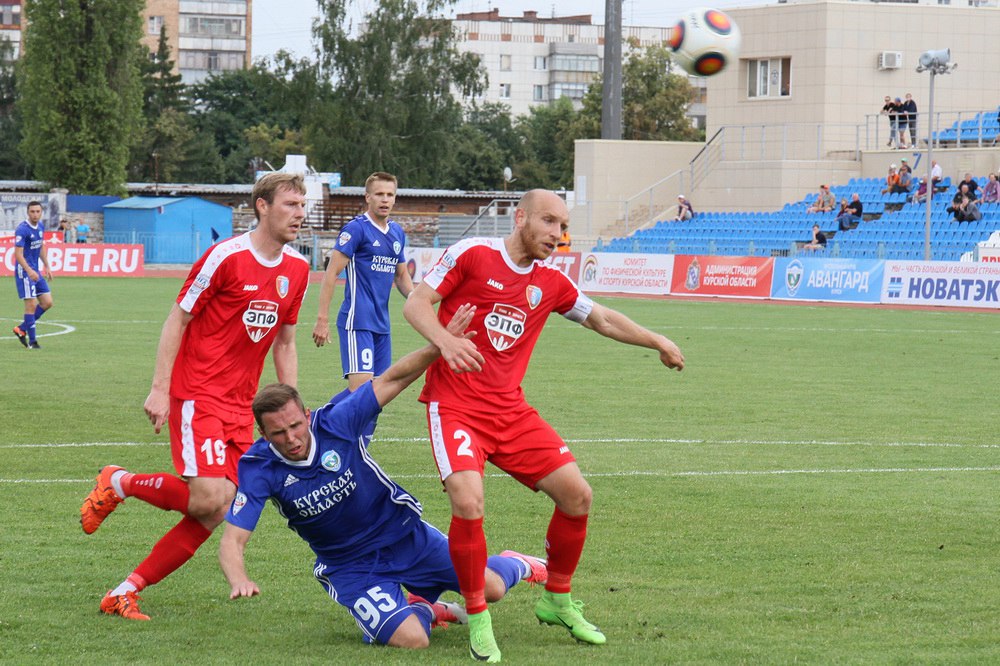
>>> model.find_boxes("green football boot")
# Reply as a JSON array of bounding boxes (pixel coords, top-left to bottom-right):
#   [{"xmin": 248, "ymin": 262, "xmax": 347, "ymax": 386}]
[
  {"xmin": 468, "ymin": 609, "xmax": 501, "ymax": 662},
  {"xmin": 534, "ymin": 591, "xmax": 607, "ymax": 645}
]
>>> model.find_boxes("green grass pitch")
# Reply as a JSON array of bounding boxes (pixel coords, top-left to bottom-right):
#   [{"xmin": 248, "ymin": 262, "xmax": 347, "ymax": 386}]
[{"xmin": 1, "ymin": 277, "xmax": 998, "ymax": 664}]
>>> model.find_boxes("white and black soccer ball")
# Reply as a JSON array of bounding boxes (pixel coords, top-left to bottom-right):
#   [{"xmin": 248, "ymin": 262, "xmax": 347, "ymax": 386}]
[{"xmin": 668, "ymin": 7, "xmax": 742, "ymax": 77}]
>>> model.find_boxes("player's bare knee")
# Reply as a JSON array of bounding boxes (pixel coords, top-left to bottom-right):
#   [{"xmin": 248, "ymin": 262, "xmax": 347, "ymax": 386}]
[
  {"xmin": 484, "ymin": 573, "xmax": 507, "ymax": 602},
  {"xmin": 555, "ymin": 480, "xmax": 592, "ymax": 515},
  {"xmin": 386, "ymin": 620, "xmax": 430, "ymax": 649}
]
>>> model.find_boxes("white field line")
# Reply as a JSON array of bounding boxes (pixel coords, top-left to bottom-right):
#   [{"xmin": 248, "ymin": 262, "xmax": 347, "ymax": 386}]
[{"xmin": 2, "ymin": 437, "xmax": 997, "ymax": 484}]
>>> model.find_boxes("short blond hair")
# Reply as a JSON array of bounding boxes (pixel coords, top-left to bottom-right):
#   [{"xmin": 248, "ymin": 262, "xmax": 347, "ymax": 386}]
[
  {"xmin": 251, "ymin": 173, "xmax": 306, "ymax": 221},
  {"xmin": 365, "ymin": 172, "xmax": 398, "ymax": 193}
]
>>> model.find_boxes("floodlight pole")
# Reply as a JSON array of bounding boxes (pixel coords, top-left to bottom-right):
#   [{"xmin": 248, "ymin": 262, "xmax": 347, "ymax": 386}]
[
  {"xmin": 601, "ymin": 0, "xmax": 623, "ymax": 140},
  {"xmin": 917, "ymin": 50, "xmax": 955, "ymax": 261}
]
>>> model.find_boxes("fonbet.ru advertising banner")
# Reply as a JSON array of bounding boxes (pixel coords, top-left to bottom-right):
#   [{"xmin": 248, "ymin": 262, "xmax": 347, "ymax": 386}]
[
  {"xmin": 0, "ymin": 243, "xmax": 145, "ymax": 277},
  {"xmin": 671, "ymin": 255, "xmax": 773, "ymax": 298},
  {"xmin": 577, "ymin": 252, "xmax": 673, "ymax": 294},
  {"xmin": 881, "ymin": 260, "xmax": 1000, "ymax": 309},
  {"xmin": 772, "ymin": 257, "xmax": 882, "ymax": 303}
]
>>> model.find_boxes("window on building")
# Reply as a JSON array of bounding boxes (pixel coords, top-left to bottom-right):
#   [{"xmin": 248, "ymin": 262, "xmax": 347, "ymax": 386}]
[
  {"xmin": 551, "ymin": 82, "xmax": 588, "ymax": 102},
  {"xmin": 534, "ymin": 56, "xmax": 547, "ymax": 71},
  {"xmin": 533, "ymin": 85, "xmax": 545, "ymax": 102},
  {"xmin": 499, "ymin": 54, "xmax": 511, "ymax": 71},
  {"xmin": 550, "ymin": 54, "xmax": 600, "ymax": 73},
  {"xmin": 0, "ymin": 3, "xmax": 22, "ymax": 26},
  {"xmin": 181, "ymin": 16, "xmax": 245, "ymax": 37},
  {"xmin": 499, "ymin": 83, "xmax": 511, "ymax": 99},
  {"xmin": 747, "ymin": 57, "xmax": 791, "ymax": 98}
]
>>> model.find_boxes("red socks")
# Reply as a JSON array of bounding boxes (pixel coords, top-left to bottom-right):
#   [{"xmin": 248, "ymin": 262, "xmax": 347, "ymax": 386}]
[
  {"xmin": 449, "ymin": 515, "xmax": 488, "ymax": 614},
  {"xmin": 133, "ymin": 515, "xmax": 213, "ymax": 586},
  {"xmin": 123, "ymin": 473, "xmax": 190, "ymax": 513},
  {"xmin": 544, "ymin": 507, "xmax": 588, "ymax": 594}
]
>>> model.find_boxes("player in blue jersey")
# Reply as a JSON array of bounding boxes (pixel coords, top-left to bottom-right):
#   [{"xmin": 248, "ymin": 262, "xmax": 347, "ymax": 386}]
[
  {"xmin": 12, "ymin": 201, "xmax": 53, "ymax": 349},
  {"xmin": 221, "ymin": 305, "xmax": 546, "ymax": 652},
  {"xmin": 312, "ymin": 172, "xmax": 414, "ymax": 393}
]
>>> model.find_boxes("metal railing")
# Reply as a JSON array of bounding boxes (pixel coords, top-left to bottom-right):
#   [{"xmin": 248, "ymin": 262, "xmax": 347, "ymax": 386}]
[
  {"xmin": 863, "ymin": 109, "xmax": 1000, "ymax": 151},
  {"xmin": 458, "ymin": 198, "xmax": 519, "ymax": 238}
]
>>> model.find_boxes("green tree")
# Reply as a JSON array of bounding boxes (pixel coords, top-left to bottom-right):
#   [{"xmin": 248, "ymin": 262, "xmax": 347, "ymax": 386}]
[
  {"xmin": 514, "ymin": 97, "xmax": 578, "ymax": 190},
  {"xmin": 18, "ymin": 0, "xmax": 145, "ymax": 194},
  {"xmin": 140, "ymin": 25, "xmax": 186, "ymax": 117},
  {"xmin": 311, "ymin": 0, "xmax": 485, "ymax": 186},
  {"xmin": 571, "ymin": 44, "xmax": 702, "ymax": 142},
  {"xmin": 0, "ymin": 38, "xmax": 27, "ymax": 179},
  {"xmin": 189, "ymin": 53, "xmax": 326, "ymax": 182}
]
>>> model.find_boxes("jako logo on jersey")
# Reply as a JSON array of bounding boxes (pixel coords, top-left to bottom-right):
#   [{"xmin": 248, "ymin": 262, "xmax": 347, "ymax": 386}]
[
  {"xmin": 242, "ymin": 284, "xmax": 259, "ymax": 291},
  {"xmin": 393, "ymin": 241, "xmax": 402, "ymax": 254},
  {"xmin": 321, "ymin": 450, "xmax": 342, "ymax": 472},
  {"xmin": 242, "ymin": 300, "xmax": 279, "ymax": 342},
  {"xmin": 485, "ymin": 304, "xmax": 526, "ymax": 351},
  {"xmin": 232, "ymin": 492, "xmax": 247, "ymax": 515},
  {"xmin": 338, "ymin": 231, "xmax": 351, "ymax": 246},
  {"xmin": 276, "ymin": 275, "xmax": 289, "ymax": 298},
  {"xmin": 487, "ymin": 278, "xmax": 505, "ymax": 291},
  {"xmin": 526, "ymin": 285, "xmax": 543, "ymax": 309}
]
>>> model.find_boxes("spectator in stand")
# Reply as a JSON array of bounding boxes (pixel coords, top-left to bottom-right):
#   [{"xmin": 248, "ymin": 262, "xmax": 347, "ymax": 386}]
[
  {"xmin": 837, "ymin": 193, "xmax": 863, "ymax": 230},
  {"xmin": 881, "ymin": 165, "xmax": 900, "ymax": 194},
  {"xmin": 802, "ymin": 224, "xmax": 827, "ymax": 251},
  {"xmin": 930, "ymin": 160, "xmax": 943, "ymax": 189},
  {"xmin": 806, "ymin": 184, "xmax": 835, "ymax": 213},
  {"xmin": 893, "ymin": 167, "xmax": 913, "ymax": 194},
  {"xmin": 898, "ymin": 158, "xmax": 911, "ymax": 175},
  {"xmin": 901, "ymin": 93, "xmax": 918, "ymax": 147},
  {"xmin": 979, "ymin": 173, "xmax": 999, "ymax": 204},
  {"xmin": 948, "ymin": 185, "xmax": 973, "ymax": 221},
  {"xmin": 674, "ymin": 194, "xmax": 694, "ymax": 221},
  {"xmin": 912, "ymin": 179, "xmax": 929, "ymax": 205},
  {"xmin": 953, "ymin": 196, "xmax": 982, "ymax": 223},
  {"xmin": 881, "ymin": 96, "xmax": 899, "ymax": 149},
  {"xmin": 958, "ymin": 173, "xmax": 980, "ymax": 199},
  {"xmin": 893, "ymin": 98, "xmax": 908, "ymax": 149}
]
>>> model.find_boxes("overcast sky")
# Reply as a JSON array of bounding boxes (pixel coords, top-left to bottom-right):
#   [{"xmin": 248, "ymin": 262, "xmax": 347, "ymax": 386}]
[{"xmin": 251, "ymin": 0, "xmax": 752, "ymax": 62}]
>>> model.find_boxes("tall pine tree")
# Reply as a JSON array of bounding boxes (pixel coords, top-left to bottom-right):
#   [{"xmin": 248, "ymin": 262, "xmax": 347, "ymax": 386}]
[{"xmin": 18, "ymin": 0, "xmax": 144, "ymax": 194}]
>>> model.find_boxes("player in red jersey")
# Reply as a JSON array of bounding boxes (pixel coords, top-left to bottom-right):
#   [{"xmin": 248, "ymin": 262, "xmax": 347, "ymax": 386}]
[
  {"xmin": 80, "ymin": 172, "xmax": 311, "ymax": 620},
  {"xmin": 403, "ymin": 189, "xmax": 685, "ymax": 661}
]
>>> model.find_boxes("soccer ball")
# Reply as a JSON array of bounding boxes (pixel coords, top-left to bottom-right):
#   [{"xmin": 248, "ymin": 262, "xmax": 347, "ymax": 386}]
[{"xmin": 668, "ymin": 7, "xmax": 742, "ymax": 77}]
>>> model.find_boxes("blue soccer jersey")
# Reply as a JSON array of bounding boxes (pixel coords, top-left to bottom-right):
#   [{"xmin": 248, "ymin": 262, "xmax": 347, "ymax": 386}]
[
  {"xmin": 14, "ymin": 220, "xmax": 44, "ymax": 272},
  {"xmin": 335, "ymin": 213, "xmax": 407, "ymax": 334},
  {"xmin": 226, "ymin": 384, "xmax": 422, "ymax": 564}
]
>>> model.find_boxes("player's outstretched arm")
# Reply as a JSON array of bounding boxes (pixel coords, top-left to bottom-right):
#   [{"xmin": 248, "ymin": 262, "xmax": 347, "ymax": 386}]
[
  {"xmin": 144, "ymin": 304, "xmax": 194, "ymax": 433},
  {"xmin": 312, "ymin": 250, "xmax": 350, "ymax": 347},
  {"xmin": 582, "ymin": 302, "xmax": 685, "ymax": 371},
  {"xmin": 219, "ymin": 523, "xmax": 261, "ymax": 599},
  {"xmin": 374, "ymin": 303, "xmax": 476, "ymax": 406},
  {"xmin": 403, "ymin": 283, "xmax": 484, "ymax": 373}
]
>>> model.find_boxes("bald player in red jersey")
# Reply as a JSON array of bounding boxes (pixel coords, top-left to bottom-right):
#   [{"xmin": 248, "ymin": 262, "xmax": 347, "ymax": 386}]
[
  {"xmin": 404, "ymin": 189, "xmax": 684, "ymax": 662},
  {"xmin": 80, "ymin": 173, "xmax": 311, "ymax": 620}
]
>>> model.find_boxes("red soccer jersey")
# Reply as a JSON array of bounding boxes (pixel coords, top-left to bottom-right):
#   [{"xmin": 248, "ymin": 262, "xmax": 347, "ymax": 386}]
[
  {"xmin": 170, "ymin": 233, "xmax": 310, "ymax": 415},
  {"xmin": 419, "ymin": 238, "xmax": 593, "ymax": 411}
]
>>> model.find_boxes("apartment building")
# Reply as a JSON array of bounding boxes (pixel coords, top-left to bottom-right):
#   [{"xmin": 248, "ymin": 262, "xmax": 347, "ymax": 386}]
[
  {"xmin": 452, "ymin": 9, "xmax": 691, "ymax": 121},
  {"xmin": 143, "ymin": 0, "xmax": 252, "ymax": 84}
]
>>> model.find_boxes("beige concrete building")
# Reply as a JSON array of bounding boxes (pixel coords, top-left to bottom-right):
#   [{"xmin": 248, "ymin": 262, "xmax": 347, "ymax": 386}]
[
  {"xmin": 571, "ymin": 1, "xmax": 1000, "ymax": 244},
  {"xmin": 142, "ymin": 0, "xmax": 251, "ymax": 83}
]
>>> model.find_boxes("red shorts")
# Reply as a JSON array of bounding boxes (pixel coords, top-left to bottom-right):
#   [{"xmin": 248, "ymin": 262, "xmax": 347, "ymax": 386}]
[
  {"xmin": 169, "ymin": 397, "xmax": 254, "ymax": 484},
  {"xmin": 425, "ymin": 401, "xmax": 576, "ymax": 489}
]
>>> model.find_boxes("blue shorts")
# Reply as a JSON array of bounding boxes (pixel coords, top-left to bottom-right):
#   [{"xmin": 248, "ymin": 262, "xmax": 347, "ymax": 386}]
[
  {"xmin": 337, "ymin": 328, "xmax": 391, "ymax": 378},
  {"xmin": 313, "ymin": 520, "xmax": 459, "ymax": 644},
  {"xmin": 14, "ymin": 268, "xmax": 50, "ymax": 301}
]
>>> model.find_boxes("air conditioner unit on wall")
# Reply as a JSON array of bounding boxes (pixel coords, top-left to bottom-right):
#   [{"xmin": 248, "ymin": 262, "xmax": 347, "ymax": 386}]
[{"xmin": 878, "ymin": 51, "xmax": 903, "ymax": 70}]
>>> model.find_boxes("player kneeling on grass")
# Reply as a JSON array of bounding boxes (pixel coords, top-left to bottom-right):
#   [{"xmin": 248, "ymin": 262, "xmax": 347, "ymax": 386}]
[{"xmin": 219, "ymin": 304, "xmax": 546, "ymax": 649}]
